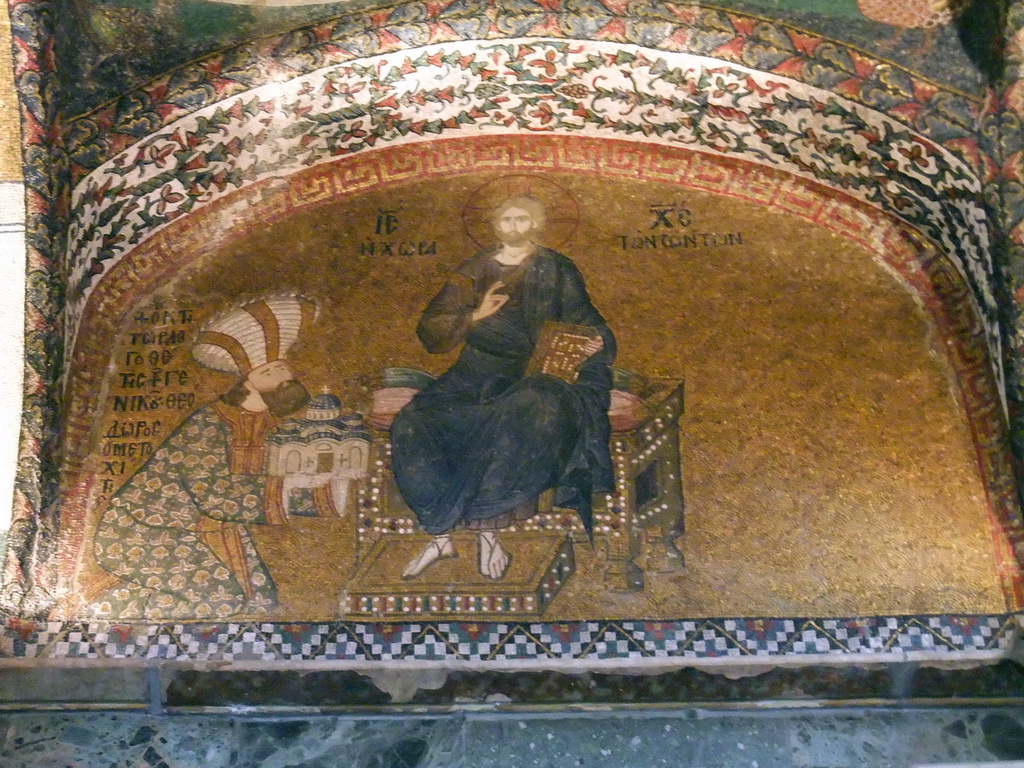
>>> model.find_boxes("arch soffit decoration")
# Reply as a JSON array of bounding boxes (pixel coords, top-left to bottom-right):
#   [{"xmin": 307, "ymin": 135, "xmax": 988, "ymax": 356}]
[{"xmin": 64, "ymin": 0, "xmax": 986, "ymax": 174}]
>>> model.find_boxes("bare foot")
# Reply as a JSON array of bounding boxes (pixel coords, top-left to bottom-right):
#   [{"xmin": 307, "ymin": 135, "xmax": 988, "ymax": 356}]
[
  {"xmin": 401, "ymin": 535, "xmax": 456, "ymax": 579},
  {"xmin": 478, "ymin": 531, "xmax": 511, "ymax": 580}
]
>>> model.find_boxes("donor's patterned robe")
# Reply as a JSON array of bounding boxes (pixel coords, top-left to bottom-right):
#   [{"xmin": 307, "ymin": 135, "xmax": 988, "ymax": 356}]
[{"xmin": 92, "ymin": 402, "xmax": 302, "ymax": 620}]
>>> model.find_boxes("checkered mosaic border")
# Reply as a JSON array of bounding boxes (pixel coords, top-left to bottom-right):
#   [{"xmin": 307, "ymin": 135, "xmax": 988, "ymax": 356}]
[{"xmin": 1, "ymin": 614, "xmax": 1015, "ymax": 662}]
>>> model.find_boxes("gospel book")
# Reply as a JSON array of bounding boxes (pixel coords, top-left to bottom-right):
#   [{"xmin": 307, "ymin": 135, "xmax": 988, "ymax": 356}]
[{"xmin": 526, "ymin": 321, "xmax": 602, "ymax": 384}]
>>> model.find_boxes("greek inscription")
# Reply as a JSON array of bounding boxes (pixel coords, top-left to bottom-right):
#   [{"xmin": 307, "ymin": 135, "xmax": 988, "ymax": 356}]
[
  {"xmin": 648, "ymin": 203, "xmax": 693, "ymax": 229},
  {"xmin": 104, "ymin": 420, "xmax": 162, "ymax": 439},
  {"xmin": 128, "ymin": 330, "xmax": 186, "ymax": 347},
  {"xmin": 359, "ymin": 240, "xmax": 437, "ymax": 257},
  {"xmin": 101, "ymin": 441, "xmax": 154, "ymax": 459},
  {"xmin": 100, "ymin": 460, "xmax": 126, "ymax": 476},
  {"xmin": 99, "ymin": 305, "xmax": 197, "ymax": 495},
  {"xmin": 113, "ymin": 394, "xmax": 162, "ymax": 412},
  {"xmin": 375, "ymin": 209, "xmax": 400, "ymax": 235},
  {"xmin": 618, "ymin": 232, "xmax": 744, "ymax": 250},
  {"xmin": 363, "ymin": 208, "xmax": 436, "ymax": 256},
  {"xmin": 132, "ymin": 309, "xmax": 194, "ymax": 326}
]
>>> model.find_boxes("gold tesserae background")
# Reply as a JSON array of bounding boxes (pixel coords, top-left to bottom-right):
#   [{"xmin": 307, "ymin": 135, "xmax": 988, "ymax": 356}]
[{"xmin": 78, "ymin": 170, "xmax": 1005, "ymax": 621}]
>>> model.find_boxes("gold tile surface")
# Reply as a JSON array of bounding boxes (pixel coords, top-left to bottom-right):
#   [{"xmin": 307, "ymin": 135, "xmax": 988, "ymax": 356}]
[
  {"xmin": 0, "ymin": 6, "xmax": 22, "ymax": 182},
  {"xmin": 79, "ymin": 171, "xmax": 1006, "ymax": 620}
]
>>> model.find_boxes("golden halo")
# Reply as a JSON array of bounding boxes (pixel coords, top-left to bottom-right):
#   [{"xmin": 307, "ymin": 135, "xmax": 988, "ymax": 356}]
[{"xmin": 462, "ymin": 175, "xmax": 580, "ymax": 250}]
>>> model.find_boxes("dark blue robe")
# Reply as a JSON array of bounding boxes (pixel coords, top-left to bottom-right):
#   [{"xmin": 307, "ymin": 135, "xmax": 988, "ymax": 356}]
[{"xmin": 390, "ymin": 246, "xmax": 616, "ymax": 536}]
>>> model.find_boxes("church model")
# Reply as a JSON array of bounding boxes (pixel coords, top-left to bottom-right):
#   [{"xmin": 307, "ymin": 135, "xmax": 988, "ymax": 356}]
[{"xmin": 267, "ymin": 392, "xmax": 371, "ymax": 514}]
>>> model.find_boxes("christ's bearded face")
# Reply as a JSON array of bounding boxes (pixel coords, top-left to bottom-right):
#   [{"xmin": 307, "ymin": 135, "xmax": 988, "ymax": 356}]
[{"xmin": 494, "ymin": 205, "xmax": 540, "ymax": 247}]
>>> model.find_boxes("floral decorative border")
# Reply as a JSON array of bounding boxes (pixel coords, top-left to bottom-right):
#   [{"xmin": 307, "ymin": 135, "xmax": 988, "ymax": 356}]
[
  {"xmin": 1, "ymin": 0, "xmax": 68, "ymax": 614},
  {"xmin": 988, "ymin": 3, "xmax": 1024, "ymax": 473},
  {"xmin": 64, "ymin": 0, "xmax": 983, "ymax": 186},
  {"xmin": 63, "ymin": 40, "xmax": 999, "ymax": 390},
  {"xmin": 1, "ymin": 614, "xmax": 1016, "ymax": 662}
]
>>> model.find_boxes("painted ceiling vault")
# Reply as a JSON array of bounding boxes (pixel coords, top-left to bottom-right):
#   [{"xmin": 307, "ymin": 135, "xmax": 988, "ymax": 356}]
[
  {"xmin": 0, "ymin": 0, "xmax": 1021, "ymax": 674},
  {"xmin": 58, "ymin": 0, "xmax": 1004, "ymax": 116}
]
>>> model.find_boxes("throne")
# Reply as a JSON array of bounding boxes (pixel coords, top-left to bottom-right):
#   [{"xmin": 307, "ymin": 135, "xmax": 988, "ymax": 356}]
[{"xmin": 344, "ymin": 371, "xmax": 684, "ymax": 618}]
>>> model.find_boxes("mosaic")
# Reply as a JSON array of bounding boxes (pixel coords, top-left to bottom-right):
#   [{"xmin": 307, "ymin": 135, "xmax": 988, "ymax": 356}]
[
  {"xmin": 3, "ymin": 0, "xmax": 66, "ymax": 621},
  {"xmin": 52, "ymin": 0, "xmax": 994, "ymax": 120},
  {"xmin": 1, "ymin": 0, "xmax": 1021, "ymax": 677},
  {"xmin": 1, "ymin": 614, "xmax": 1017, "ymax": 662},
  {"xmin": 0, "ymin": 11, "xmax": 22, "ymax": 182},
  {"xmin": 27, "ymin": 126, "xmax": 1012, "ymax": 675},
  {"xmin": 62, "ymin": 2, "xmax": 985, "ymax": 185},
  {"xmin": 62, "ymin": 41, "xmax": 999, "ymax": 386}
]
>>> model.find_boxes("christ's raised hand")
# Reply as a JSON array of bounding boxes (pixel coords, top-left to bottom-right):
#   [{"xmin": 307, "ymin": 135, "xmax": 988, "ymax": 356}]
[{"xmin": 471, "ymin": 281, "xmax": 509, "ymax": 322}]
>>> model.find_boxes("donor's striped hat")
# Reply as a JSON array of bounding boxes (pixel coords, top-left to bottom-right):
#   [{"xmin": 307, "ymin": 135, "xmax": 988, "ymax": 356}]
[{"xmin": 192, "ymin": 294, "xmax": 318, "ymax": 375}]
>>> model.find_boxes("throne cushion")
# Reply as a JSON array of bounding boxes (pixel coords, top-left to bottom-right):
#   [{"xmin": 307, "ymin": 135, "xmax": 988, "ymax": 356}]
[
  {"xmin": 369, "ymin": 386, "xmax": 646, "ymax": 432},
  {"xmin": 369, "ymin": 387, "xmax": 418, "ymax": 429}
]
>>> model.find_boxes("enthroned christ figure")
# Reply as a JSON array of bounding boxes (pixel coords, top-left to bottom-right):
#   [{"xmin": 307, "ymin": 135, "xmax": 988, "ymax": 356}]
[{"xmin": 390, "ymin": 195, "xmax": 616, "ymax": 581}]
